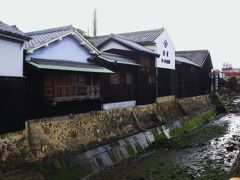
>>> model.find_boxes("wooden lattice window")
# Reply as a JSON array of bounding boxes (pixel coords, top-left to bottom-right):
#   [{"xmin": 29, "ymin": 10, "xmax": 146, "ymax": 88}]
[{"xmin": 110, "ymin": 73, "xmax": 120, "ymax": 85}]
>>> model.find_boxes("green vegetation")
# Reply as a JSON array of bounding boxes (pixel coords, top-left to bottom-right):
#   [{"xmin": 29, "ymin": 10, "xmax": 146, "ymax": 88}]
[
  {"xmin": 108, "ymin": 150, "xmax": 118, "ymax": 163},
  {"xmin": 119, "ymin": 147, "xmax": 124, "ymax": 158},
  {"xmin": 51, "ymin": 165, "xmax": 91, "ymax": 180},
  {"xmin": 95, "ymin": 156, "xmax": 104, "ymax": 167},
  {"xmin": 171, "ymin": 125, "xmax": 226, "ymax": 149},
  {"xmin": 135, "ymin": 143, "xmax": 143, "ymax": 153},
  {"xmin": 170, "ymin": 108, "xmax": 216, "ymax": 137},
  {"xmin": 37, "ymin": 158, "xmax": 91, "ymax": 180},
  {"xmin": 90, "ymin": 110, "xmax": 229, "ymax": 180},
  {"xmin": 126, "ymin": 144, "xmax": 135, "ymax": 156},
  {"xmin": 151, "ymin": 128, "xmax": 168, "ymax": 141}
]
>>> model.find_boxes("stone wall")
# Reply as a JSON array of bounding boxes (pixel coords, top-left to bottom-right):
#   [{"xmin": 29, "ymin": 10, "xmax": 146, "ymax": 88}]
[
  {"xmin": 156, "ymin": 96, "xmax": 183, "ymax": 123},
  {"xmin": 134, "ymin": 103, "xmax": 158, "ymax": 129},
  {"xmin": 0, "ymin": 130, "xmax": 34, "ymax": 172},
  {"xmin": 0, "ymin": 95, "xmax": 210, "ymax": 169},
  {"xmin": 27, "ymin": 103, "xmax": 158, "ymax": 158},
  {"xmin": 177, "ymin": 95, "xmax": 210, "ymax": 115}
]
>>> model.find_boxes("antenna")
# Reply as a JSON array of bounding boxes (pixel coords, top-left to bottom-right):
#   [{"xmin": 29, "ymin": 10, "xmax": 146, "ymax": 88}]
[{"xmin": 93, "ymin": 9, "xmax": 97, "ymax": 36}]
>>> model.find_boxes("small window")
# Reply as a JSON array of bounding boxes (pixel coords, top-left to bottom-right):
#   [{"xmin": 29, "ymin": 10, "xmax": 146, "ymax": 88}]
[
  {"xmin": 148, "ymin": 75, "xmax": 156, "ymax": 84},
  {"xmin": 163, "ymin": 50, "xmax": 165, "ymax": 56},
  {"xmin": 110, "ymin": 73, "xmax": 120, "ymax": 85},
  {"xmin": 139, "ymin": 56, "xmax": 151, "ymax": 67},
  {"xmin": 126, "ymin": 73, "xmax": 133, "ymax": 85},
  {"xmin": 166, "ymin": 51, "xmax": 169, "ymax": 57}
]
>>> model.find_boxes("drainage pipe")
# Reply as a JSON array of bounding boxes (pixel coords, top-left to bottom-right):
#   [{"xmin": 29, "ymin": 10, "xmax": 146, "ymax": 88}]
[{"xmin": 132, "ymin": 110, "xmax": 147, "ymax": 131}]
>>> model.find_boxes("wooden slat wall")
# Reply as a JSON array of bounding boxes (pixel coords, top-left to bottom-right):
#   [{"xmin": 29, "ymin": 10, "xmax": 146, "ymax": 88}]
[
  {"xmin": 43, "ymin": 72, "xmax": 94, "ymax": 97},
  {"xmin": 101, "ymin": 64, "xmax": 137, "ymax": 103},
  {"xmin": 157, "ymin": 68, "xmax": 176, "ymax": 97},
  {"xmin": 0, "ymin": 77, "xmax": 26, "ymax": 134},
  {"xmin": 136, "ymin": 55, "xmax": 156, "ymax": 105},
  {"xmin": 175, "ymin": 63, "xmax": 201, "ymax": 98}
]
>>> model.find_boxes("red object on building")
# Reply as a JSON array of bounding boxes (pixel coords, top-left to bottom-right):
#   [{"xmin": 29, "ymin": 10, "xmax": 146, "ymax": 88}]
[{"xmin": 222, "ymin": 65, "xmax": 240, "ymax": 81}]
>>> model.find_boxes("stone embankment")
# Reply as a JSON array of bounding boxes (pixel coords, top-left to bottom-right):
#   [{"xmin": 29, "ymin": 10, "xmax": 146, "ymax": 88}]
[{"xmin": 0, "ymin": 95, "xmax": 210, "ymax": 172}]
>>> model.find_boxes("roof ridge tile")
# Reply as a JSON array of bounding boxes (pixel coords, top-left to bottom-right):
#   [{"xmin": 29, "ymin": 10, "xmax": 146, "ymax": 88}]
[
  {"xmin": 0, "ymin": 21, "xmax": 30, "ymax": 41},
  {"xmin": 26, "ymin": 25, "xmax": 73, "ymax": 36}
]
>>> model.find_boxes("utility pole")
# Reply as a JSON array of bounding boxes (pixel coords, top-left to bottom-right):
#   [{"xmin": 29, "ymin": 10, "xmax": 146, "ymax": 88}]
[{"xmin": 93, "ymin": 9, "xmax": 97, "ymax": 36}]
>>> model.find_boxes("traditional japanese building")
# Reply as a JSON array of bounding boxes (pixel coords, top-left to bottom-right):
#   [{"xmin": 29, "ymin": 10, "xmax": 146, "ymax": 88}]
[
  {"xmin": 90, "ymin": 34, "xmax": 159, "ymax": 108},
  {"xmin": 175, "ymin": 50, "xmax": 213, "ymax": 97},
  {"xmin": 90, "ymin": 28, "xmax": 176, "ymax": 99},
  {"xmin": 0, "ymin": 21, "xmax": 30, "ymax": 133},
  {"xmin": 24, "ymin": 26, "xmax": 113, "ymax": 118}
]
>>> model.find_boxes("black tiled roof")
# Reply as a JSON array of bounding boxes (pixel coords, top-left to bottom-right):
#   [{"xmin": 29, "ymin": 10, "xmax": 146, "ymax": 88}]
[
  {"xmin": 0, "ymin": 21, "xmax": 30, "ymax": 41},
  {"xmin": 31, "ymin": 58, "xmax": 105, "ymax": 69},
  {"xmin": 89, "ymin": 28, "xmax": 164, "ymax": 47},
  {"xmin": 99, "ymin": 51, "xmax": 140, "ymax": 66},
  {"xmin": 105, "ymin": 34, "xmax": 159, "ymax": 56},
  {"xmin": 175, "ymin": 50, "xmax": 210, "ymax": 67},
  {"xmin": 24, "ymin": 25, "xmax": 73, "ymax": 50},
  {"xmin": 24, "ymin": 25, "xmax": 99, "ymax": 55},
  {"xmin": 26, "ymin": 25, "xmax": 73, "ymax": 36},
  {"xmin": 175, "ymin": 56, "xmax": 200, "ymax": 67}
]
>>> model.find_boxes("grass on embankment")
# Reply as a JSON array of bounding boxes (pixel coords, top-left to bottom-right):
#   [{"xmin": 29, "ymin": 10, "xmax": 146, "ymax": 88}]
[
  {"xmin": 37, "ymin": 158, "xmax": 91, "ymax": 180},
  {"xmin": 170, "ymin": 108, "xmax": 216, "ymax": 138}
]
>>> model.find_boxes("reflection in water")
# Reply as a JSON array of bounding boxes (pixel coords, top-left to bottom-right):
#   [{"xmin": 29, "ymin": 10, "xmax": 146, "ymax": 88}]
[
  {"xmin": 209, "ymin": 114, "xmax": 240, "ymax": 170},
  {"xmin": 173, "ymin": 113, "xmax": 240, "ymax": 176}
]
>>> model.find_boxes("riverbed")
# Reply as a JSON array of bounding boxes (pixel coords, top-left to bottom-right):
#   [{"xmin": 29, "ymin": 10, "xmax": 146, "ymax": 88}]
[
  {"xmin": 90, "ymin": 113, "xmax": 240, "ymax": 180},
  {"xmin": 3, "ymin": 101, "xmax": 240, "ymax": 179}
]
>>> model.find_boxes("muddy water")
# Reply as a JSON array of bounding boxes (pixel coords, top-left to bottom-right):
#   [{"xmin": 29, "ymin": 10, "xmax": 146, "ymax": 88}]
[
  {"xmin": 172, "ymin": 114, "xmax": 240, "ymax": 177},
  {"xmin": 88, "ymin": 113, "xmax": 240, "ymax": 180}
]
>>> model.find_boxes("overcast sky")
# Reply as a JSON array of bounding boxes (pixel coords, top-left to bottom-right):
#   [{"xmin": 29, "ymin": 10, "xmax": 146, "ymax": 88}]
[{"xmin": 1, "ymin": 0, "xmax": 239, "ymax": 69}]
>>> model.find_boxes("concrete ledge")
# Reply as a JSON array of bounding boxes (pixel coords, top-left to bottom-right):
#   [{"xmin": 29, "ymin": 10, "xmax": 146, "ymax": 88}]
[{"xmin": 156, "ymin": 95, "xmax": 175, "ymax": 103}]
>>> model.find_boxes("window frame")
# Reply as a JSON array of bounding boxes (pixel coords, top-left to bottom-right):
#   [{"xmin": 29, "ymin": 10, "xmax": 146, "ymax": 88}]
[{"xmin": 125, "ymin": 73, "xmax": 133, "ymax": 85}]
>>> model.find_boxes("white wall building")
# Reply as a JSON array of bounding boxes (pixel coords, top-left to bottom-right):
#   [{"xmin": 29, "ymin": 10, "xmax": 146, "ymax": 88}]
[
  {"xmin": 90, "ymin": 28, "xmax": 176, "ymax": 70},
  {"xmin": 0, "ymin": 21, "xmax": 30, "ymax": 77},
  {"xmin": 0, "ymin": 21, "xmax": 30, "ymax": 134}
]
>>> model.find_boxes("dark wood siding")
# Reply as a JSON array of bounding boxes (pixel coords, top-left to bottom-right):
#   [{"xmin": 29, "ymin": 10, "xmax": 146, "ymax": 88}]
[
  {"xmin": 136, "ymin": 55, "xmax": 156, "ymax": 105},
  {"xmin": 25, "ymin": 65, "xmax": 102, "ymax": 119},
  {"xmin": 102, "ymin": 51, "xmax": 157, "ymax": 105},
  {"xmin": 157, "ymin": 68, "xmax": 176, "ymax": 97},
  {"xmin": 199, "ymin": 55, "xmax": 212, "ymax": 95},
  {"xmin": 100, "ymin": 64, "xmax": 137, "ymax": 104},
  {"xmin": 175, "ymin": 63, "xmax": 201, "ymax": 98},
  {"xmin": 0, "ymin": 77, "xmax": 26, "ymax": 134}
]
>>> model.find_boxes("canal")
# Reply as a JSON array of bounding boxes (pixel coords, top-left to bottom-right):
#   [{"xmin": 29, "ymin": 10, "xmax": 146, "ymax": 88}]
[
  {"xmin": 4, "ymin": 97, "xmax": 240, "ymax": 180},
  {"xmin": 88, "ymin": 112, "xmax": 240, "ymax": 179}
]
